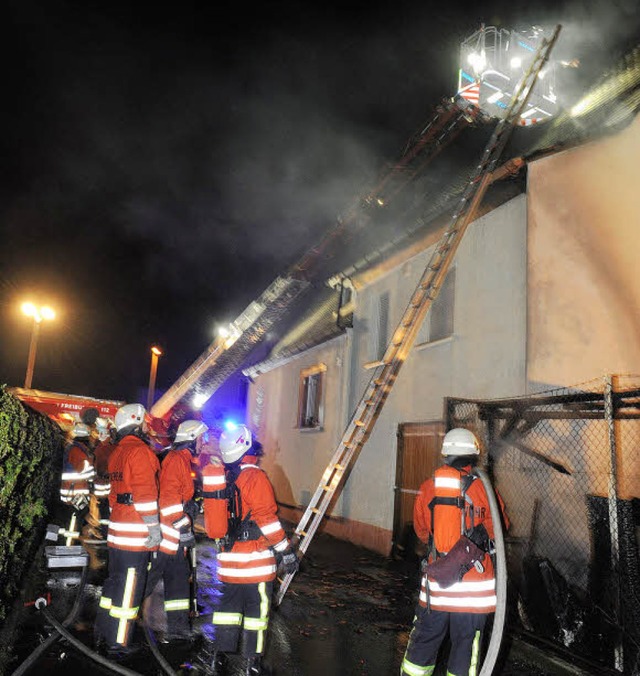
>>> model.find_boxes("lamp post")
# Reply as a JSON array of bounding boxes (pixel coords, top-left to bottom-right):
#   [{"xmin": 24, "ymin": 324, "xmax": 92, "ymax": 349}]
[
  {"xmin": 147, "ymin": 345, "xmax": 163, "ymax": 411},
  {"xmin": 21, "ymin": 302, "xmax": 56, "ymax": 389}
]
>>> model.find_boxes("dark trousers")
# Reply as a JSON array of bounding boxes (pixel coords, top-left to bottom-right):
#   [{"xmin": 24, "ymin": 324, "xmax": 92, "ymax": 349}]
[
  {"xmin": 402, "ymin": 607, "xmax": 487, "ymax": 676},
  {"xmin": 95, "ymin": 548, "xmax": 150, "ymax": 648},
  {"xmin": 210, "ymin": 581, "xmax": 273, "ymax": 657},
  {"xmin": 145, "ymin": 549, "xmax": 192, "ymax": 635}
]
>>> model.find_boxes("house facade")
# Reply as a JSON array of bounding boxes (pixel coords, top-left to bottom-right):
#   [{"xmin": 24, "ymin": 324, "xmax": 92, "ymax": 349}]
[{"xmin": 244, "ymin": 110, "xmax": 640, "ymax": 556}]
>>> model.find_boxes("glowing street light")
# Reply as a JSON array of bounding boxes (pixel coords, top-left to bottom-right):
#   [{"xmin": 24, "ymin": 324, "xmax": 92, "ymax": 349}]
[
  {"xmin": 147, "ymin": 345, "xmax": 163, "ymax": 410},
  {"xmin": 21, "ymin": 302, "xmax": 56, "ymax": 389}
]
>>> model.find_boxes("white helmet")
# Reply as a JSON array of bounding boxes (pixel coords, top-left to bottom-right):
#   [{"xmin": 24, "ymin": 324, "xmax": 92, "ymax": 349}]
[
  {"xmin": 219, "ymin": 424, "xmax": 253, "ymax": 464},
  {"xmin": 174, "ymin": 420, "xmax": 208, "ymax": 445},
  {"xmin": 115, "ymin": 403, "xmax": 147, "ymax": 433},
  {"xmin": 73, "ymin": 422, "xmax": 91, "ymax": 438},
  {"xmin": 441, "ymin": 428, "xmax": 480, "ymax": 456}
]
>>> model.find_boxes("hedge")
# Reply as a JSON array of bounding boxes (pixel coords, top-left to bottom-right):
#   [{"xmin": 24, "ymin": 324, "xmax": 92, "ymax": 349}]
[{"xmin": 0, "ymin": 385, "xmax": 64, "ymax": 673}]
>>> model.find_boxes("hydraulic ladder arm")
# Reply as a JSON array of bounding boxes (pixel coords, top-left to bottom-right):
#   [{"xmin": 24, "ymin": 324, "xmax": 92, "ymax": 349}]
[
  {"xmin": 275, "ymin": 25, "xmax": 561, "ymax": 605},
  {"xmin": 151, "ymin": 97, "xmax": 483, "ymax": 419}
]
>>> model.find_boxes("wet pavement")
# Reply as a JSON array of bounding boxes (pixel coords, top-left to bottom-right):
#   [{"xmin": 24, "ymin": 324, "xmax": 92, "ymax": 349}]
[{"xmin": 7, "ymin": 526, "xmax": 601, "ymax": 676}]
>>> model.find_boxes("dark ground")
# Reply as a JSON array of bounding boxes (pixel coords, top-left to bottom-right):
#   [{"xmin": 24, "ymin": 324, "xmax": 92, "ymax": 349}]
[{"xmin": 7, "ymin": 526, "xmax": 603, "ymax": 676}]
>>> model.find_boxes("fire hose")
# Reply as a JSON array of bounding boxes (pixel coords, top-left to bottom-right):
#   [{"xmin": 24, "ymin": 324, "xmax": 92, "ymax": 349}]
[
  {"xmin": 475, "ymin": 467, "xmax": 507, "ymax": 676},
  {"xmin": 11, "ymin": 559, "xmax": 176, "ymax": 676}
]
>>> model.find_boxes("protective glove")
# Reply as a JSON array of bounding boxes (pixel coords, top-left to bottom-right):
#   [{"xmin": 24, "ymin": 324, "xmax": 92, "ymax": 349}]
[
  {"xmin": 179, "ymin": 530, "xmax": 196, "ymax": 548},
  {"xmin": 143, "ymin": 521, "xmax": 162, "ymax": 549},
  {"xmin": 183, "ymin": 499, "xmax": 201, "ymax": 524},
  {"xmin": 467, "ymin": 523, "xmax": 490, "ymax": 552},
  {"xmin": 275, "ymin": 547, "xmax": 299, "ymax": 575}
]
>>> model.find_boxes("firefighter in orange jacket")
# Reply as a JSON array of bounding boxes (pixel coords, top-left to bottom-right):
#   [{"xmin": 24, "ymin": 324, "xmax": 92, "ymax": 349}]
[
  {"xmin": 94, "ymin": 403, "xmax": 161, "ymax": 657},
  {"xmin": 198, "ymin": 423, "xmax": 298, "ymax": 676},
  {"xmin": 90, "ymin": 418, "xmax": 117, "ymax": 538},
  {"xmin": 401, "ymin": 428, "xmax": 508, "ymax": 676},
  {"xmin": 145, "ymin": 419, "xmax": 208, "ymax": 642},
  {"xmin": 59, "ymin": 422, "xmax": 95, "ymax": 543}
]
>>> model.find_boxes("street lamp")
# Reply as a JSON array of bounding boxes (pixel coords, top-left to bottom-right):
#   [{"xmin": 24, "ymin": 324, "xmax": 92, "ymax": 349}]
[
  {"xmin": 21, "ymin": 302, "xmax": 56, "ymax": 389},
  {"xmin": 147, "ymin": 345, "xmax": 163, "ymax": 411}
]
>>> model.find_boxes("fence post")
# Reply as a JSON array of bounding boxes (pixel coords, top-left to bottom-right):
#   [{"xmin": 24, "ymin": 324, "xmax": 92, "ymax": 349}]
[{"xmin": 603, "ymin": 374, "xmax": 623, "ymax": 672}]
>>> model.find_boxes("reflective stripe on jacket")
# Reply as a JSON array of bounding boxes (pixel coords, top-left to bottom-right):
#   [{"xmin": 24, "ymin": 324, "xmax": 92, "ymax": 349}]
[
  {"xmin": 413, "ymin": 464, "xmax": 508, "ymax": 614},
  {"xmin": 107, "ymin": 435, "xmax": 160, "ymax": 552},
  {"xmin": 93, "ymin": 439, "xmax": 117, "ymax": 498},
  {"xmin": 60, "ymin": 440, "xmax": 95, "ymax": 503},
  {"xmin": 217, "ymin": 458, "xmax": 289, "ymax": 584},
  {"xmin": 158, "ymin": 448, "xmax": 195, "ymax": 555}
]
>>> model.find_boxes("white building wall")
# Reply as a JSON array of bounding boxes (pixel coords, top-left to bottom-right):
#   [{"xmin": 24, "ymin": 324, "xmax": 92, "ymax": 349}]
[
  {"xmin": 247, "ymin": 335, "xmax": 350, "ymax": 511},
  {"xmin": 343, "ymin": 195, "xmax": 528, "ymax": 533},
  {"xmin": 247, "ymin": 194, "xmax": 528, "ymax": 544}
]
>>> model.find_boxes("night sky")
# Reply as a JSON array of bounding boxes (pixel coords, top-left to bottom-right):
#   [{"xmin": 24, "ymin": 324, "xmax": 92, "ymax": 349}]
[{"xmin": 0, "ymin": 0, "xmax": 638, "ymax": 402}]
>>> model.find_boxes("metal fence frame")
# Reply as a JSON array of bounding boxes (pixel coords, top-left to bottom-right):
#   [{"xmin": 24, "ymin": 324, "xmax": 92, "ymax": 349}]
[{"xmin": 445, "ymin": 375, "xmax": 640, "ymax": 675}]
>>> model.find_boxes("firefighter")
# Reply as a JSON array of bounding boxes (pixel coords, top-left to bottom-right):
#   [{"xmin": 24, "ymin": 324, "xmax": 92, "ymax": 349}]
[
  {"xmin": 400, "ymin": 428, "xmax": 508, "ymax": 676},
  {"xmin": 94, "ymin": 403, "xmax": 161, "ymax": 657},
  {"xmin": 198, "ymin": 423, "xmax": 298, "ymax": 676},
  {"xmin": 91, "ymin": 418, "xmax": 117, "ymax": 539},
  {"xmin": 59, "ymin": 421, "xmax": 95, "ymax": 544},
  {"xmin": 145, "ymin": 419, "xmax": 208, "ymax": 643}
]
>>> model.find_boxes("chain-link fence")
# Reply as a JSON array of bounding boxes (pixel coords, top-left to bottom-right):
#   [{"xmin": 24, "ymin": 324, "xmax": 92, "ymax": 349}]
[{"xmin": 446, "ymin": 375, "xmax": 640, "ymax": 675}]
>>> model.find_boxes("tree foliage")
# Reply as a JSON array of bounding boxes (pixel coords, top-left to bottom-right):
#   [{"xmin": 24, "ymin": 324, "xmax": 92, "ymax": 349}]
[{"xmin": 0, "ymin": 385, "xmax": 63, "ymax": 671}]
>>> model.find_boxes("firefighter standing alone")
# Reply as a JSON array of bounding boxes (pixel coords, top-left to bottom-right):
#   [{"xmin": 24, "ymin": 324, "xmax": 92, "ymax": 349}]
[
  {"xmin": 198, "ymin": 423, "xmax": 298, "ymax": 676},
  {"xmin": 401, "ymin": 428, "xmax": 508, "ymax": 676},
  {"xmin": 145, "ymin": 418, "xmax": 208, "ymax": 643},
  {"xmin": 94, "ymin": 403, "xmax": 162, "ymax": 656}
]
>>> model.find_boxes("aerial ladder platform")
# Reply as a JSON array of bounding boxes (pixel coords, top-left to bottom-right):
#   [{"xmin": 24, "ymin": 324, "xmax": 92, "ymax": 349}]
[
  {"xmin": 275, "ymin": 25, "xmax": 561, "ymax": 605},
  {"xmin": 150, "ymin": 96, "xmax": 485, "ymax": 419}
]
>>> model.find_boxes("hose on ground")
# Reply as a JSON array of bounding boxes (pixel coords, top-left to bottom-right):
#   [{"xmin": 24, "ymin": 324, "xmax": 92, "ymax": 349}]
[
  {"xmin": 38, "ymin": 604, "xmax": 143, "ymax": 676},
  {"xmin": 141, "ymin": 623, "xmax": 177, "ymax": 676},
  {"xmin": 475, "ymin": 467, "xmax": 507, "ymax": 676},
  {"xmin": 11, "ymin": 563, "xmax": 89, "ymax": 676}
]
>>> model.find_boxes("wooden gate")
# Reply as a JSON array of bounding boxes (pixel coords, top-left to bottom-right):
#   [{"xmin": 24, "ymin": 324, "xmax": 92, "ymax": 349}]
[{"xmin": 392, "ymin": 421, "xmax": 444, "ymax": 559}]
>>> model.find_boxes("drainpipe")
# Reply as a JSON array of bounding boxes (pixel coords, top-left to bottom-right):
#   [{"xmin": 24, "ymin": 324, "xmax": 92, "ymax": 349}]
[{"xmin": 603, "ymin": 374, "xmax": 623, "ymax": 672}]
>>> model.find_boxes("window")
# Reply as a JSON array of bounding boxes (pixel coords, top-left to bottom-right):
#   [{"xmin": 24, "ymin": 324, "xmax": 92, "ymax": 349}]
[
  {"xmin": 417, "ymin": 268, "xmax": 455, "ymax": 344},
  {"xmin": 298, "ymin": 364, "xmax": 326, "ymax": 429},
  {"xmin": 370, "ymin": 291, "xmax": 390, "ymax": 362}
]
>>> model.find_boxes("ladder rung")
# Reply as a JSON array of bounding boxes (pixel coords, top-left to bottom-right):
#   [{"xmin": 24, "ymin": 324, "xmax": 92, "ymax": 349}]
[
  {"xmin": 322, "ymin": 485, "xmax": 332, "ymax": 491},
  {"xmin": 354, "ymin": 420, "xmax": 365, "ymax": 427},
  {"xmin": 310, "ymin": 508, "xmax": 320, "ymax": 514}
]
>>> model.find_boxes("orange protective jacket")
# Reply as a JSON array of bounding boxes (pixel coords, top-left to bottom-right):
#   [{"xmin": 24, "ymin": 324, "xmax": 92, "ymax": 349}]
[
  {"xmin": 216, "ymin": 457, "xmax": 290, "ymax": 584},
  {"xmin": 60, "ymin": 440, "xmax": 95, "ymax": 505},
  {"xmin": 107, "ymin": 435, "xmax": 160, "ymax": 552},
  {"xmin": 158, "ymin": 448, "xmax": 195, "ymax": 555},
  {"xmin": 413, "ymin": 463, "xmax": 508, "ymax": 613}
]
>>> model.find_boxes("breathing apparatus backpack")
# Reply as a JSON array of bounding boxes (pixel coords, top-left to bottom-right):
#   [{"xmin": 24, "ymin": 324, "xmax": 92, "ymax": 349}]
[
  {"xmin": 200, "ymin": 463, "xmax": 262, "ymax": 550},
  {"xmin": 423, "ymin": 466, "xmax": 490, "ymax": 588}
]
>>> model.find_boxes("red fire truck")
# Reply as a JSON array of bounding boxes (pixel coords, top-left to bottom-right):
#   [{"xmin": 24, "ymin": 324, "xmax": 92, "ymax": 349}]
[{"xmin": 9, "ymin": 387, "xmax": 124, "ymax": 431}]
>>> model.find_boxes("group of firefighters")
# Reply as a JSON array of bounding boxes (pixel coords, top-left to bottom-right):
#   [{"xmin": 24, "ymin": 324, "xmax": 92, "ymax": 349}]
[
  {"xmin": 59, "ymin": 401, "xmax": 507, "ymax": 676},
  {"xmin": 59, "ymin": 403, "xmax": 298, "ymax": 675}
]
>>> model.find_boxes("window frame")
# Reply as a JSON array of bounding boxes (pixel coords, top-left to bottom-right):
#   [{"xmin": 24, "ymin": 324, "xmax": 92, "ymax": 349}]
[
  {"xmin": 416, "ymin": 267, "xmax": 456, "ymax": 346},
  {"xmin": 297, "ymin": 363, "xmax": 327, "ymax": 430}
]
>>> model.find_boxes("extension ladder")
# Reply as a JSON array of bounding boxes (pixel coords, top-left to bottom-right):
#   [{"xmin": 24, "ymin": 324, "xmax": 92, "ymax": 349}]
[{"xmin": 275, "ymin": 25, "xmax": 561, "ymax": 605}]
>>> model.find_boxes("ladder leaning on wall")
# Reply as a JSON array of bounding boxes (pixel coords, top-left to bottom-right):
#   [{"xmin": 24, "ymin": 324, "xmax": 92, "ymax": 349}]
[{"xmin": 275, "ymin": 25, "xmax": 562, "ymax": 606}]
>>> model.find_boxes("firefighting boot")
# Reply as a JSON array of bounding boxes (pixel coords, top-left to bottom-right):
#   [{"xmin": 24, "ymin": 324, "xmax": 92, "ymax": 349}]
[{"xmin": 245, "ymin": 655, "xmax": 272, "ymax": 676}]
